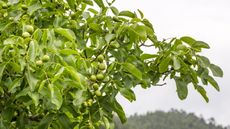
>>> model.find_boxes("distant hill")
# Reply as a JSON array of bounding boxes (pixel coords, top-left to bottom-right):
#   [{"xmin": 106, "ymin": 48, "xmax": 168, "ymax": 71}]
[{"xmin": 114, "ymin": 109, "xmax": 229, "ymax": 129}]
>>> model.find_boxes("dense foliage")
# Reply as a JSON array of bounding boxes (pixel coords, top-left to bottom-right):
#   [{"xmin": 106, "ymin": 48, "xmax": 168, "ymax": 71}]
[
  {"xmin": 0, "ymin": 0, "xmax": 223, "ymax": 128},
  {"xmin": 114, "ymin": 109, "xmax": 229, "ymax": 129}
]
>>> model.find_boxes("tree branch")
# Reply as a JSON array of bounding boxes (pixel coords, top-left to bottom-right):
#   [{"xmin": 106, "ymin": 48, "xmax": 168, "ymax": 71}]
[
  {"xmin": 154, "ymin": 83, "xmax": 167, "ymax": 86},
  {"xmin": 139, "ymin": 42, "xmax": 154, "ymax": 47}
]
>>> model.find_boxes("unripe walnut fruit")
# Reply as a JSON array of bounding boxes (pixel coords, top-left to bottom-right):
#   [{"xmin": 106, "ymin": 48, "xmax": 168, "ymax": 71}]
[
  {"xmin": 96, "ymin": 73, "xmax": 104, "ymax": 81},
  {"xmin": 97, "ymin": 54, "xmax": 104, "ymax": 63},
  {"xmin": 22, "ymin": 32, "xmax": 31, "ymax": 38},
  {"xmin": 95, "ymin": 90, "xmax": 102, "ymax": 96},
  {"xmin": 98, "ymin": 63, "xmax": 106, "ymax": 70},
  {"xmin": 36, "ymin": 60, "xmax": 43, "ymax": 66},
  {"xmin": 25, "ymin": 25, "xmax": 34, "ymax": 33},
  {"xmin": 92, "ymin": 83, "xmax": 99, "ymax": 90},
  {"xmin": 90, "ymin": 75, "xmax": 97, "ymax": 81},
  {"xmin": 42, "ymin": 55, "xmax": 50, "ymax": 62}
]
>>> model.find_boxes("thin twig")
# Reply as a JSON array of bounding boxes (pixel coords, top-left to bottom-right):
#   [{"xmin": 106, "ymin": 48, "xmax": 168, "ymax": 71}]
[
  {"xmin": 139, "ymin": 42, "xmax": 154, "ymax": 47},
  {"xmin": 154, "ymin": 83, "xmax": 167, "ymax": 86}
]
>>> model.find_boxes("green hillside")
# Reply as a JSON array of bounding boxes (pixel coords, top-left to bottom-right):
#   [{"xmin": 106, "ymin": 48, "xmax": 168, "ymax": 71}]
[{"xmin": 114, "ymin": 109, "xmax": 229, "ymax": 129}]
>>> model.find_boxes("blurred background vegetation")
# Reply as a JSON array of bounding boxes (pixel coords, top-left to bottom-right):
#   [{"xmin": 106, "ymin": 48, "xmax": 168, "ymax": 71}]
[{"xmin": 113, "ymin": 109, "xmax": 230, "ymax": 129}]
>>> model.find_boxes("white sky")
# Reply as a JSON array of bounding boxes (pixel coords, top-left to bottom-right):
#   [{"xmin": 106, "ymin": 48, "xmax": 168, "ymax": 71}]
[{"xmin": 114, "ymin": 0, "xmax": 230, "ymax": 126}]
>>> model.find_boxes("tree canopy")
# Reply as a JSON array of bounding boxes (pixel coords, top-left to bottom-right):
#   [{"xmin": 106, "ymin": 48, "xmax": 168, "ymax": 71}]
[{"xmin": 0, "ymin": 0, "xmax": 223, "ymax": 128}]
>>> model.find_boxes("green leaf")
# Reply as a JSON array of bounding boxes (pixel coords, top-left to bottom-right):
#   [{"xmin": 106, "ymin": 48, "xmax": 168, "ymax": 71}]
[
  {"xmin": 119, "ymin": 88, "xmax": 136, "ymax": 102},
  {"xmin": 33, "ymin": 29, "xmax": 43, "ymax": 41},
  {"xmin": 54, "ymin": 28, "xmax": 76, "ymax": 41},
  {"xmin": 192, "ymin": 41, "xmax": 210, "ymax": 49},
  {"xmin": 0, "ymin": 47, "xmax": 5, "ymax": 62},
  {"xmin": 105, "ymin": 33, "xmax": 116, "ymax": 43},
  {"xmin": 175, "ymin": 78, "xmax": 188, "ymax": 100},
  {"xmin": 137, "ymin": 9, "xmax": 144, "ymax": 19},
  {"xmin": 88, "ymin": 23, "xmax": 102, "ymax": 32},
  {"xmin": 0, "ymin": 22, "xmax": 14, "ymax": 32},
  {"xmin": 159, "ymin": 56, "xmax": 171, "ymax": 73},
  {"xmin": 48, "ymin": 84, "xmax": 63, "ymax": 109},
  {"xmin": 28, "ymin": 3, "xmax": 42, "ymax": 15},
  {"xmin": 37, "ymin": 113, "xmax": 55, "ymax": 129},
  {"xmin": 140, "ymin": 54, "xmax": 157, "ymax": 60},
  {"xmin": 28, "ymin": 92, "xmax": 40, "ymax": 106},
  {"xmin": 107, "ymin": 62, "xmax": 116, "ymax": 74},
  {"xmin": 134, "ymin": 25, "xmax": 147, "ymax": 40},
  {"xmin": 102, "ymin": 117, "xmax": 113, "ymax": 129},
  {"xmin": 142, "ymin": 19, "xmax": 154, "ymax": 31},
  {"xmin": 0, "ymin": 86, "xmax": 4, "ymax": 94},
  {"xmin": 51, "ymin": 67, "xmax": 65, "ymax": 83},
  {"xmin": 0, "ymin": 118, "xmax": 7, "ymax": 129},
  {"xmin": 119, "ymin": 11, "xmax": 136, "ymax": 18},
  {"xmin": 111, "ymin": 6, "xmax": 119, "ymax": 16},
  {"xmin": 57, "ymin": 114, "xmax": 72, "ymax": 129},
  {"xmin": 66, "ymin": 0, "xmax": 76, "ymax": 10},
  {"xmin": 15, "ymin": 87, "xmax": 30, "ymax": 98},
  {"xmin": 111, "ymin": 99, "xmax": 127, "ymax": 123},
  {"xmin": 72, "ymin": 90, "xmax": 85, "ymax": 107},
  {"xmin": 197, "ymin": 56, "xmax": 210, "ymax": 68},
  {"xmin": 0, "ymin": 63, "xmax": 6, "ymax": 82},
  {"xmin": 8, "ymin": 0, "xmax": 19, "ymax": 4},
  {"xmin": 197, "ymin": 86, "xmax": 209, "ymax": 102},
  {"xmin": 172, "ymin": 56, "xmax": 181, "ymax": 70},
  {"xmin": 83, "ymin": 47, "xmax": 94, "ymax": 58},
  {"xmin": 27, "ymin": 40, "xmax": 37, "ymax": 62},
  {"xmin": 83, "ymin": 0, "xmax": 94, "ymax": 6},
  {"xmin": 8, "ymin": 78, "xmax": 23, "ymax": 93},
  {"xmin": 180, "ymin": 36, "xmax": 196, "ymax": 46},
  {"xmin": 207, "ymin": 76, "xmax": 220, "ymax": 91},
  {"xmin": 94, "ymin": 0, "xmax": 105, "ymax": 8},
  {"xmin": 88, "ymin": 8, "xmax": 98, "ymax": 14},
  {"xmin": 190, "ymin": 69, "xmax": 198, "ymax": 84},
  {"xmin": 209, "ymin": 64, "xmax": 223, "ymax": 77},
  {"xmin": 25, "ymin": 69, "xmax": 38, "ymax": 91},
  {"xmin": 122, "ymin": 63, "xmax": 142, "ymax": 80},
  {"xmin": 59, "ymin": 49, "xmax": 79, "ymax": 55},
  {"xmin": 2, "ymin": 107, "xmax": 14, "ymax": 122}
]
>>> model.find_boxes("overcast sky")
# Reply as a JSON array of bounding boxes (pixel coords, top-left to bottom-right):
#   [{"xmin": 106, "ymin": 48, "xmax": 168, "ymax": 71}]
[{"xmin": 113, "ymin": 0, "xmax": 230, "ymax": 126}]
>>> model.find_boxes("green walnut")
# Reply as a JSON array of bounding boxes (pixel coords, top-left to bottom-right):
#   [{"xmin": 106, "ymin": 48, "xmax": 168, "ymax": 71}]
[
  {"xmin": 42, "ymin": 55, "xmax": 50, "ymax": 62},
  {"xmin": 83, "ymin": 101, "xmax": 88, "ymax": 107},
  {"xmin": 87, "ymin": 99, "xmax": 93, "ymax": 106},
  {"xmin": 25, "ymin": 25, "xmax": 34, "ymax": 33},
  {"xmin": 98, "ymin": 63, "xmax": 106, "ymax": 70},
  {"xmin": 90, "ymin": 75, "xmax": 97, "ymax": 81},
  {"xmin": 22, "ymin": 32, "xmax": 31, "ymax": 38},
  {"xmin": 97, "ymin": 54, "xmax": 104, "ymax": 63},
  {"xmin": 21, "ymin": 4, "xmax": 28, "ymax": 10},
  {"xmin": 36, "ymin": 60, "xmax": 43, "ymax": 66},
  {"xmin": 2, "ymin": 3, "xmax": 7, "ymax": 9},
  {"xmin": 9, "ymin": 17, "xmax": 14, "ymax": 21},
  {"xmin": 92, "ymin": 83, "xmax": 99, "ymax": 90},
  {"xmin": 96, "ymin": 73, "xmax": 104, "ymax": 81},
  {"xmin": 95, "ymin": 90, "xmax": 102, "ymax": 97}
]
